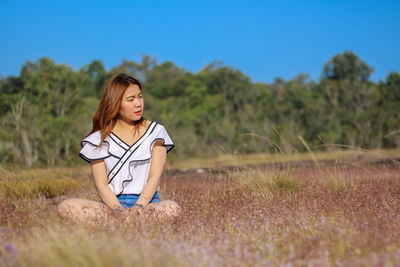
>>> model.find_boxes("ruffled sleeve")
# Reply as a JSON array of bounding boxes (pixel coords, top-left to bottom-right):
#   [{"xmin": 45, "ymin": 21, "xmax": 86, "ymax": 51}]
[
  {"xmin": 153, "ymin": 124, "xmax": 174, "ymax": 153},
  {"xmin": 79, "ymin": 131, "xmax": 111, "ymax": 163}
]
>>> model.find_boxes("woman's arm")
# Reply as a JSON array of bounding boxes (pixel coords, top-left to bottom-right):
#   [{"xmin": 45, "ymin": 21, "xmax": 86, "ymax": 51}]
[
  {"xmin": 135, "ymin": 139, "xmax": 167, "ymax": 207},
  {"xmin": 91, "ymin": 159, "xmax": 122, "ymax": 209}
]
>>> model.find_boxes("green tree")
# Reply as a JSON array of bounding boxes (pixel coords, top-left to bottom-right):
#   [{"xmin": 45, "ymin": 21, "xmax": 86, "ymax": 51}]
[
  {"xmin": 320, "ymin": 51, "xmax": 379, "ymax": 147},
  {"xmin": 78, "ymin": 60, "xmax": 108, "ymax": 97},
  {"xmin": 380, "ymin": 72, "xmax": 400, "ymax": 147}
]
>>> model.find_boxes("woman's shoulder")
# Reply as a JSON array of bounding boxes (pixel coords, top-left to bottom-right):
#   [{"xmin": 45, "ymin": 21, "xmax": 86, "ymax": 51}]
[
  {"xmin": 149, "ymin": 120, "xmax": 168, "ymax": 129},
  {"xmin": 81, "ymin": 130, "xmax": 106, "ymax": 147},
  {"xmin": 147, "ymin": 120, "xmax": 167, "ymax": 129},
  {"xmin": 148, "ymin": 121, "xmax": 171, "ymax": 136},
  {"xmin": 79, "ymin": 130, "xmax": 113, "ymax": 163}
]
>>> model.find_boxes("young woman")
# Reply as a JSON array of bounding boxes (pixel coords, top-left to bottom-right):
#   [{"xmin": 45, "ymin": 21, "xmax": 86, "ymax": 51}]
[{"xmin": 57, "ymin": 73, "xmax": 180, "ymax": 222}]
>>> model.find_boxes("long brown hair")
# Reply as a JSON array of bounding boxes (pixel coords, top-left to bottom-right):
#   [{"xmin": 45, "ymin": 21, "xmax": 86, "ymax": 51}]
[{"xmin": 88, "ymin": 73, "xmax": 146, "ymax": 145}]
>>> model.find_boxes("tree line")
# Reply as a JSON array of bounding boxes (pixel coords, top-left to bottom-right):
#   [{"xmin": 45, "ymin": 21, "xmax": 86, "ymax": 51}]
[{"xmin": 0, "ymin": 51, "xmax": 399, "ymax": 168}]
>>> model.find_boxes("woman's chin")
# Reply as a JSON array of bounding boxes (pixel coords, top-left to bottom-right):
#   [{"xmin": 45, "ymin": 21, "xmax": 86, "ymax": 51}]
[{"xmin": 130, "ymin": 117, "xmax": 143, "ymax": 124}]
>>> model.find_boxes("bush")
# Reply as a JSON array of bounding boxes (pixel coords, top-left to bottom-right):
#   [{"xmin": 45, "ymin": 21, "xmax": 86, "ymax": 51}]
[{"xmin": 0, "ymin": 177, "xmax": 79, "ymax": 199}]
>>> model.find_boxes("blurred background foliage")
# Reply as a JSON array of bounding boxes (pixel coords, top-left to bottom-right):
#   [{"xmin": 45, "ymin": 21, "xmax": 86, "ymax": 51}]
[{"xmin": 0, "ymin": 51, "xmax": 399, "ymax": 168}]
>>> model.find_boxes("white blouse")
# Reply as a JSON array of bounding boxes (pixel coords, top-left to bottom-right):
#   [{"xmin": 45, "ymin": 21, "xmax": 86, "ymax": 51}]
[{"xmin": 79, "ymin": 122, "xmax": 174, "ymax": 196}]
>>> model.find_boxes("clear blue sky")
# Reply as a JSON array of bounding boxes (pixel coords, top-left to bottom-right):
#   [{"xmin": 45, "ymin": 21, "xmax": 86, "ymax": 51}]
[{"xmin": 1, "ymin": 0, "xmax": 399, "ymax": 83}]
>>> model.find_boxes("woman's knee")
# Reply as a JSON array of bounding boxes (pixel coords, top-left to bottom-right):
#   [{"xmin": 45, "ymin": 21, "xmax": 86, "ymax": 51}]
[
  {"xmin": 159, "ymin": 200, "xmax": 181, "ymax": 217},
  {"xmin": 57, "ymin": 198, "xmax": 107, "ymax": 222},
  {"xmin": 57, "ymin": 198, "xmax": 82, "ymax": 218}
]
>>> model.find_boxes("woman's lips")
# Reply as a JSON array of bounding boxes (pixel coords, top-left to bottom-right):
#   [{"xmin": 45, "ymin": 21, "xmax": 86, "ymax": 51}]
[{"xmin": 134, "ymin": 111, "xmax": 142, "ymax": 115}]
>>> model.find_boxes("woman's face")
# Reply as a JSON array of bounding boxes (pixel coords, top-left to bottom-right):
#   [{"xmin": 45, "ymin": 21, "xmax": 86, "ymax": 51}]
[{"xmin": 118, "ymin": 84, "xmax": 144, "ymax": 123}]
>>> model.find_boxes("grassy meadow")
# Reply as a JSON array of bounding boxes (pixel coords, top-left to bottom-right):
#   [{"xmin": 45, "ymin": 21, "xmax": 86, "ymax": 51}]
[{"xmin": 0, "ymin": 150, "xmax": 400, "ymax": 266}]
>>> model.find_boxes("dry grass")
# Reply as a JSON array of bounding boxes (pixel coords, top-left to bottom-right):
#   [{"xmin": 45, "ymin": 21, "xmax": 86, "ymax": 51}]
[
  {"xmin": 0, "ymin": 153, "xmax": 400, "ymax": 266},
  {"xmin": 0, "ymin": 166, "xmax": 92, "ymax": 200},
  {"xmin": 168, "ymin": 149, "xmax": 400, "ymax": 170}
]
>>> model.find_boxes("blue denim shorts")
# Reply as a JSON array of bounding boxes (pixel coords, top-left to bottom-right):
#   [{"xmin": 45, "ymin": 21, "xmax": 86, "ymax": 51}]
[
  {"xmin": 100, "ymin": 192, "xmax": 160, "ymax": 209},
  {"xmin": 117, "ymin": 191, "xmax": 160, "ymax": 209}
]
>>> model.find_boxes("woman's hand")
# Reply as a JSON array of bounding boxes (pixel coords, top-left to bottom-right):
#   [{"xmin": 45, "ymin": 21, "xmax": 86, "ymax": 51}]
[{"xmin": 125, "ymin": 205, "xmax": 145, "ymax": 216}]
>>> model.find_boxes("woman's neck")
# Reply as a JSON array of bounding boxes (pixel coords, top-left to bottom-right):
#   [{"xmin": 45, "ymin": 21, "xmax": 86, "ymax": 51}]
[{"xmin": 114, "ymin": 118, "xmax": 145, "ymax": 134}]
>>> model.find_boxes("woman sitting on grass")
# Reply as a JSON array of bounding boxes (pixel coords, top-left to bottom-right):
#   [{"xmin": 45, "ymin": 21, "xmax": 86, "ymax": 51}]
[{"xmin": 57, "ymin": 73, "xmax": 180, "ymax": 222}]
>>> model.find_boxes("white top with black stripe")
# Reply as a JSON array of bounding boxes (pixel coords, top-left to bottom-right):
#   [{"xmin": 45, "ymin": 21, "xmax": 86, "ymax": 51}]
[{"xmin": 79, "ymin": 122, "xmax": 174, "ymax": 196}]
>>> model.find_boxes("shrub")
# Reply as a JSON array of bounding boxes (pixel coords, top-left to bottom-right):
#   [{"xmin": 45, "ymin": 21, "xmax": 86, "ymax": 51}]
[{"xmin": 0, "ymin": 177, "xmax": 79, "ymax": 199}]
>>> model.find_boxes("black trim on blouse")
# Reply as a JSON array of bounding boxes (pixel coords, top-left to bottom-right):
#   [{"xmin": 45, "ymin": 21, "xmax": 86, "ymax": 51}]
[
  {"xmin": 79, "ymin": 152, "xmax": 111, "ymax": 163},
  {"xmin": 79, "ymin": 140, "xmax": 121, "ymax": 160},
  {"xmin": 107, "ymin": 122, "xmax": 157, "ymax": 184},
  {"xmin": 109, "ymin": 134, "xmax": 128, "ymax": 151},
  {"xmin": 115, "ymin": 138, "xmax": 174, "ymax": 196}
]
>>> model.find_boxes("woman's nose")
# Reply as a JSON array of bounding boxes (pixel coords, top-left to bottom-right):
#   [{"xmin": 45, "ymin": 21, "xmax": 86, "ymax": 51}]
[{"xmin": 134, "ymin": 98, "xmax": 141, "ymax": 107}]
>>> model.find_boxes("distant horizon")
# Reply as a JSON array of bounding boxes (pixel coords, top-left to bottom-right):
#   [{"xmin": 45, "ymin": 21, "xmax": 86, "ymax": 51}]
[
  {"xmin": 0, "ymin": 52, "xmax": 396, "ymax": 84},
  {"xmin": 1, "ymin": 0, "xmax": 399, "ymax": 83}
]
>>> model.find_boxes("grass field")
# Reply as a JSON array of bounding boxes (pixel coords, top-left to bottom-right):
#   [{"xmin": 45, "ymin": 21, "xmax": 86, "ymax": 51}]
[{"xmin": 1, "ymin": 150, "xmax": 400, "ymax": 266}]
